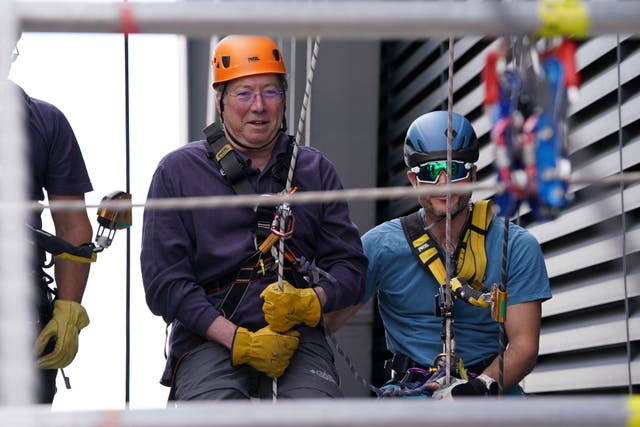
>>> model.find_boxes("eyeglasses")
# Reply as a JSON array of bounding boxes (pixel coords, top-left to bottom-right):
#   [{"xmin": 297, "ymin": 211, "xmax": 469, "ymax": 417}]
[
  {"xmin": 410, "ymin": 160, "xmax": 471, "ymax": 184},
  {"xmin": 227, "ymin": 88, "xmax": 284, "ymax": 104}
]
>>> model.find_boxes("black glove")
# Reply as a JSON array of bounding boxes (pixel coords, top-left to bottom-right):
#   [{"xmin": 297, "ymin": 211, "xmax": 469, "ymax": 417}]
[{"xmin": 451, "ymin": 374, "xmax": 499, "ymax": 396}]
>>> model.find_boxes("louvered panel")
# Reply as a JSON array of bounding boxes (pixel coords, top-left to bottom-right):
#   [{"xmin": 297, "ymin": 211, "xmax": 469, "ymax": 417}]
[
  {"xmin": 388, "ymin": 39, "xmax": 491, "ymax": 144},
  {"xmin": 571, "ymin": 137, "xmax": 640, "ymax": 192},
  {"xmin": 529, "ymin": 183, "xmax": 640, "ymax": 245},
  {"xmin": 544, "ymin": 226, "xmax": 640, "ymax": 279},
  {"xmin": 391, "ymin": 37, "xmax": 483, "ymax": 119},
  {"xmin": 572, "ymin": 36, "xmax": 622, "ymax": 81},
  {"xmin": 454, "ymin": 84, "xmax": 486, "ymax": 120},
  {"xmin": 523, "ymin": 351, "xmax": 631, "ymax": 393},
  {"xmin": 539, "ymin": 311, "xmax": 640, "ymax": 355},
  {"xmin": 569, "ymin": 46, "xmax": 640, "ymax": 115},
  {"xmin": 393, "ymin": 39, "xmax": 474, "ymax": 115},
  {"xmin": 388, "ymin": 39, "xmax": 445, "ymax": 89},
  {"xmin": 542, "ymin": 271, "xmax": 640, "ymax": 317},
  {"xmin": 569, "ymin": 93, "xmax": 640, "ymax": 154},
  {"xmin": 629, "ymin": 355, "xmax": 640, "ymax": 386}
]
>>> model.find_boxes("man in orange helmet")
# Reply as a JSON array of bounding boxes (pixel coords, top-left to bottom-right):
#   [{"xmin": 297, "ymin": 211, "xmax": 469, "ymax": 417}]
[{"xmin": 141, "ymin": 35, "xmax": 367, "ymax": 401}]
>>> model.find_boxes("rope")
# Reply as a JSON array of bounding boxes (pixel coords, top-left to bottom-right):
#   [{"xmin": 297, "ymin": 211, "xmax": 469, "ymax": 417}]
[
  {"xmin": 443, "ymin": 35, "xmax": 455, "ymax": 386},
  {"xmin": 273, "ymin": 35, "xmax": 320, "ymax": 401},
  {"xmin": 498, "ymin": 217, "xmax": 509, "ymax": 395},
  {"xmin": 25, "ymin": 171, "xmax": 640, "ymax": 214},
  {"xmin": 286, "ymin": 36, "xmax": 320, "ymax": 192}
]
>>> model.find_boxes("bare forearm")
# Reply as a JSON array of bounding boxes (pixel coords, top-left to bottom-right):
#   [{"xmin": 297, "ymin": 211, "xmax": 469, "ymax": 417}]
[
  {"xmin": 205, "ymin": 315, "xmax": 237, "ymax": 349},
  {"xmin": 324, "ymin": 304, "xmax": 363, "ymax": 332},
  {"xmin": 482, "ymin": 301, "xmax": 542, "ymax": 390},
  {"xmin": 482, "ymin": 343, "xmax": 538, "ymax": 391},
  {"xmin": 54, "ymin": 260, "xmax": 90, "ymax": 302},
  {"xmin": 50, "ymin": 195, "xmax": 93, "ymax": 302}
]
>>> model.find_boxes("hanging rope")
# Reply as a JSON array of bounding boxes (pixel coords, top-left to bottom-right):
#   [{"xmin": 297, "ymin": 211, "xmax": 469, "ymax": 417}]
[
  {"xmin": 443, "ymin": 35, "xmax": 456, "ymax": 386},
  {"xmin": 498, "ymin": 217, "xmax": 509, "ymax": 395},
  {"xmin": 272, "ymin": 35, "xmax": 321, "ymax": 401},
  {"xmin": 276, "ymin": 36, "xmax": 320, "ymax": 293},
  {"xmin": 285, "ymin": 36, "xmax": 320, "ymax": 192}
]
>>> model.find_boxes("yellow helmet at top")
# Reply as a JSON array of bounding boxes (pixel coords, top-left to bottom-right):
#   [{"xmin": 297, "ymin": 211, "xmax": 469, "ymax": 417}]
[{"xmin": 212, "ymin": 35, "xmax": 286, "ymax": 87}]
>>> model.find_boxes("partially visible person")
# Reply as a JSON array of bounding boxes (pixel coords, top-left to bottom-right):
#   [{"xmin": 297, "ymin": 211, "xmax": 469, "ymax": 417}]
[
  {"xmin": 8, "ymin": 32, "xmax": 93, "ymax": 404},
  {"xmin": 328, "ymin": 111, "xmax": 551, "ymax": 398},
  {"xmin": 141, "ymin": 34, "xmax": 367, "ymax": 401}
]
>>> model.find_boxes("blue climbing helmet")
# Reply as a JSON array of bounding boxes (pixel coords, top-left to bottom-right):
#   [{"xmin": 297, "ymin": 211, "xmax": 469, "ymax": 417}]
[{"xmin": 403, "ymin": 111, "xmax": 479, "ymax": 167}]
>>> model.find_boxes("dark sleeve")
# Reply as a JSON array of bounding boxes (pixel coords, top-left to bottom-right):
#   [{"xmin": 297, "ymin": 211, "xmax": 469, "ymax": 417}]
[
  {"xmin": 140, "ymin": 162, "xmax": 219, "ymax": 336},
  {"xmin": 312, "ymin": 158, "xmax": 368, "ymax": 312},
  {"xmin": 43, "ymin": 104, "xmax": 92, "ymax": 195}
]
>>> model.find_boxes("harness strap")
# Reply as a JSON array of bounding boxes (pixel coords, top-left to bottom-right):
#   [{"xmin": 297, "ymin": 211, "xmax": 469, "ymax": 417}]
[
  {"xmin": 401, "ymin": 211, "xmax": 448, "ymax": 285},
  {"xmin": 400, "ymin": 200, "xmax": 493, "ymax": 288},
  {"xmin": 203, "ymin": 122, "xmax": 294, "ymax": 244},
  {"xmin": 201, "ymin": 122, "xmax": 296, "ymax": 319},
  {"xmin": 203, "ymin": 122, "xmax": 254, "ymax": 195},
  {"xmin": 456, "ymin": 200, "xmax": 493, "ymax": 289}
]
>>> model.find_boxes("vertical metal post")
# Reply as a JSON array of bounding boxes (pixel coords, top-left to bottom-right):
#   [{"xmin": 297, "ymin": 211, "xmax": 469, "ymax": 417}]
[
  {"xmin": 287, "ymin": 38, "xmax": 296, "ymax": 135},
  {"xmin": 0, "ymin": 1, "xmax": 36, "ymax": 406},
  {"xmin": 186, "ymin": 36, "xmax": 210, "ymax": 140}
]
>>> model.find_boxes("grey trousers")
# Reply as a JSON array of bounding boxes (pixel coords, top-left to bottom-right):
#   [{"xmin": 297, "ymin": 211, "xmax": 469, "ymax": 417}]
[{"xmin": 172, "ymin": 326, "xmax": 343, "ymax": 401}]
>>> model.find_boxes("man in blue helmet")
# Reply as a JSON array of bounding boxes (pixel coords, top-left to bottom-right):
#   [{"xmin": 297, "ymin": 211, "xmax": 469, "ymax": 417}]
[{"xmin": 328, "ymin": 110, "xmax": 551, "ymax": 398}]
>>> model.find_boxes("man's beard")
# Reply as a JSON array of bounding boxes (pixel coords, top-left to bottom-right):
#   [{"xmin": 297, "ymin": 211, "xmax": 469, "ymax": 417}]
[{"xmin": 425, "ymin": 194, "xmax": 471, "ymax": 221}]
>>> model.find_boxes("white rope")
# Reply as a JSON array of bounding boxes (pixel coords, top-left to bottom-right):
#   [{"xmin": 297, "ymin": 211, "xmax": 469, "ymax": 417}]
[
  {"xmin": 444, "ymin": 35, "xmax": 455, "ymax": 386},
  {"xmin": 286, "ymin": 36, "xmax": 320, "ymax": 192},
  {"xmin": 15, "ymin": 172, "xmax": 640, "ymax": 214},
  {"xmin": 274, "ymin": 35, "xmax": 320, "ymax": 401}
]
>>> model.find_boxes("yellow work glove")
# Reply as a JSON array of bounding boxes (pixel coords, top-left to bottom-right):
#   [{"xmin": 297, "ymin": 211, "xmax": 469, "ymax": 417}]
[
  {"xmin": 260, "ymin": 280, "xmax": 321, "ymax": 332},
  {"xmin": 35, "ymin": 300, "xmax": 90, "ymax": 369},
  {"xmin": 231, "ymin": 326, "xmax": 300, "ymax": 378}
]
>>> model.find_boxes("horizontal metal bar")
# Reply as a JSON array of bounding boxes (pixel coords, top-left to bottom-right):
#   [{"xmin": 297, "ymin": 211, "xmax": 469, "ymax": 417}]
[
  {"xmin": 14, "ymin": 1, "xmax": 640, "ymax": 38},
  {"xmin": 0, "ymin": 397, "xmax": 632, "ymax": 427}
]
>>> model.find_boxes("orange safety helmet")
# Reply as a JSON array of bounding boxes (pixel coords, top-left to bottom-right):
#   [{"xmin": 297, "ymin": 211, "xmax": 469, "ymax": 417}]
[{"xmin": 212, "ymin": 35, "xmax": 286, "ymax": 87}]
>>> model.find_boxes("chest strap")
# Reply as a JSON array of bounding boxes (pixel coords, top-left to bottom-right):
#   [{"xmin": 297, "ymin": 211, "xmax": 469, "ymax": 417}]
[{"xmin": 400, "ymin": 200, "xmax": 493, "ymax": 289}]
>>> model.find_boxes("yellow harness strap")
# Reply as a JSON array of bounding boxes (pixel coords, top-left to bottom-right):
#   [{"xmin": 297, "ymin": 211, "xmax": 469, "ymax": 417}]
[
  {"xmin": 456, "ymin": 200, "xmax": 493, "ymax": 289},
  {"xmin": 400, "ymin": 200, "xmax": 494, "ymax": 288}
]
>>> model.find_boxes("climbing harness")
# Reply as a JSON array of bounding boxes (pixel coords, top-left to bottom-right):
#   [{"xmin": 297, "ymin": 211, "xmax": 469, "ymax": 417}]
[
  {"xmin": 399, "ymin": 200, "xmax": 506, "ymax": 377},
  {"xmin": 401, "ymin": 200, "xmax": 493, "ymax": 290},
  {"xmin": 200, "ymin": 122, "xmax": 301, "ymax": 319},
  {"xmin": 483, "ymin": 34, "xmax": 577, "ymax": 220}
]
